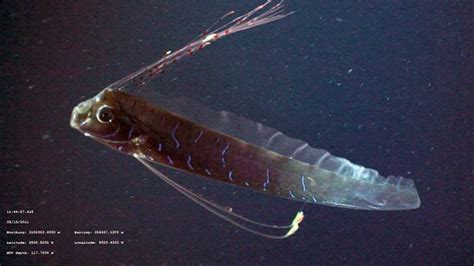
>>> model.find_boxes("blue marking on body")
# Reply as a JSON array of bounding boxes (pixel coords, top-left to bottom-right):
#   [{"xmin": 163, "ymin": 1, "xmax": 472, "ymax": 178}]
[
  {"xmin": 289, "ymin": 190, "xmax": 296, "ymax": 198},
  {"xmin": 301, "ymin": 175, "xmax": 306, "ymax": 192},
  {"xmin": 171, "ymin": 122, "xmax": 180, "ymax": 149},
  {"xmin": 220, "ymin": 143, "xmax": 229, "ymax": 168},
  {"xmin": 221, "ymin": 142, "xmax": 230, "ymax": 156},
  {"xmin": 186, "ymin": 155, "xmax": 194, "ymax": 170},
  {"xmin": 158, "ymin": 143, "xmax": 162, "ymax": 152},
  {"xmin": 263, "ymin": 168, "xmax": 270, "ymax": 188},
  {"xmin": 128, "ymin": 126, "xmax": 136, "ymax": 139},
  {"xmin": 166, "ymin": 155, "xmax": 174, "ymax": 165},
  {"xmin": 227, "ymin": 171, "xmax": 233, "ymax": 181},
  {"xmin": 194, "ymin": 129, "xmax": 204, "ymax": 144}
]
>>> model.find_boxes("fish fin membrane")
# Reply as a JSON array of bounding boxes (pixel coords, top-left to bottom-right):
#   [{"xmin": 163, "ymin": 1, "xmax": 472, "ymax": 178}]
[
  {"xmin": 305, "ymin": 164, "xmax": 420, "ymax": 210},
  {"xmin": 137, "ymin": 90, "xmax": 330, "ymax": 162}
]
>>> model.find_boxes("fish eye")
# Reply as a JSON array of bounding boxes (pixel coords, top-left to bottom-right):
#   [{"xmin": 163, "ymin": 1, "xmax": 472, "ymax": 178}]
[{"xmin": 96, "ymin": 105, "xmax": 114, "ymax": 123}]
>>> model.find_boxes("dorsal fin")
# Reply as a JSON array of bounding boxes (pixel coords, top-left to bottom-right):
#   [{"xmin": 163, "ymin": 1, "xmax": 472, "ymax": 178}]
[{"xmin": 138, "ymin": 89, "xmax": 320, "ymax": 159}]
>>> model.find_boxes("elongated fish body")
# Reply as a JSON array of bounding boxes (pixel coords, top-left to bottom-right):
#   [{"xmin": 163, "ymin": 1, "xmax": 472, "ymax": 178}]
[
  {"xmin": 70, "ymin": 1, "xmax": 420, "ymax": 212},
  {"xmin": 71, "ymin": 89, "xmax": 420, "ymax": 210}
]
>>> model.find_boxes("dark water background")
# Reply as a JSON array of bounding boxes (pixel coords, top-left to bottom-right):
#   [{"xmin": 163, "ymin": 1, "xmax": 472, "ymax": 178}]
[{"xmin": 1, "ymin": 1, "xmax": 473, "ymax": 264}]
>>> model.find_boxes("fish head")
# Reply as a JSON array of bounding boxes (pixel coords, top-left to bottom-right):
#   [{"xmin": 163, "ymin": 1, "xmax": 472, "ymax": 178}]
[{"xmin": 70, "ymin": 89, "xmax": 139, "ymax": 144}]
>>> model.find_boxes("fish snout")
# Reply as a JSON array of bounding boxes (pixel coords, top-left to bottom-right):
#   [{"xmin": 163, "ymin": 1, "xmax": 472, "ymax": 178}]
[{"xmin": 70, "ymin": 98, "xmax": 94, "ymax": 130}]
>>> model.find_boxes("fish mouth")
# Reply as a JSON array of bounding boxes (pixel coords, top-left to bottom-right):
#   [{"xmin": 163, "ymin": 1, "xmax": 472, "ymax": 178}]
[{"xmin": 70, "ymin": 98, "xmax": 94, "ymax": 130}]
